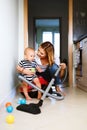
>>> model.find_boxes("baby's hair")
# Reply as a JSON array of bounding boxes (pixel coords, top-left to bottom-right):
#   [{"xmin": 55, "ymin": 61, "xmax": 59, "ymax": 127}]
[{"xmin": 24, "ymin": 47, "xmax": 34, "ymax": 55}]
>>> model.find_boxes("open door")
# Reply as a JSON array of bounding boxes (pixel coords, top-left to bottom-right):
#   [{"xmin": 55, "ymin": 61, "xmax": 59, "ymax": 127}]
[
  {"xmin": 24, "ymin": 0, "xmax": 28, "ymax": 49},
  {"xmin": 34, "ymin": 18, "xmax": 61, "ymax": 61}
]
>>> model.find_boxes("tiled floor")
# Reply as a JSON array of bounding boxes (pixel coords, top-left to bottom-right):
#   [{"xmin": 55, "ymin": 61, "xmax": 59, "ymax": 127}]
[{"xmin": 0, "ymin": 86, "xmax": 87, "ymax": 130}]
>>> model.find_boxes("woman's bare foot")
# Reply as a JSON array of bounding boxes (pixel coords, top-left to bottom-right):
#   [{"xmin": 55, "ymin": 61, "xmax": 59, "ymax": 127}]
[
  {"xmin": 37, "ymin": 91, "xmax": 42, "ymax": 99},
  {"xmin": 56, "ymin": 86, "xmax": 66, "ymax": 96}
]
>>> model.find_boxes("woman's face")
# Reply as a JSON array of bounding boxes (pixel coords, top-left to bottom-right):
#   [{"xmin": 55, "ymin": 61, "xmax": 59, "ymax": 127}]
[{"xmin": 37, "ymin": 46, "xmax": 47, "ymax": 59}]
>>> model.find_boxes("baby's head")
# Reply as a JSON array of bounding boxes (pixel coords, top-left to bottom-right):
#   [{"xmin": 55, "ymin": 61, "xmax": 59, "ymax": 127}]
[{"xmin": 24, "ymin": 47, "xmax": 35, "ymax": 62}]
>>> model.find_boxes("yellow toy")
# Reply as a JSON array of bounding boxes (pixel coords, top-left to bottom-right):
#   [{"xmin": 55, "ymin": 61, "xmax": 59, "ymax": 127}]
[
  {"xmin": 31, "ymin": 68, "xmax": 35, "ymax": 72},
  {"xmin": 6, "ymin": 115, "xmax": 15, "ymax": 124}
]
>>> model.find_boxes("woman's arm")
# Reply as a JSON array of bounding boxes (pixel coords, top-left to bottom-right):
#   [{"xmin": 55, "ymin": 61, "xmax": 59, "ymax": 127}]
[
  {"xmin": 59, "ymin": 63, "xmax": 66, "ymax": 78},
  {"xmin": 36, "ymin": 66, "xmax": 43, "ymax": 73}
]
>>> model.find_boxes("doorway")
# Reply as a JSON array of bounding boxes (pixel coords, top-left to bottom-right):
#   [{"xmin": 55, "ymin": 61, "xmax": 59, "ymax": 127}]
[{"xmin": 34, "ymin": 18, "xmax": 61, "ymax": 60}]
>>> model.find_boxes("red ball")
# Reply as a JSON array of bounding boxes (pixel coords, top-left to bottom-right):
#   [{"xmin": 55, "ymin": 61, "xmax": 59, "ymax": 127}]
[{"xmin": 5, "ymin": 102, "xmax": 12, "ymax": 107}]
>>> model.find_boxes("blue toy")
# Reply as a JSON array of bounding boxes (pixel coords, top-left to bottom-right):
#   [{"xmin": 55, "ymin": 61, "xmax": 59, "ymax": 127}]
[
  {"xmin": 18, "ymin": 98, "xmax": 26, "ymax": 105},
  {"xmin": 17, "ymin": 98, "xmax": 22, "ymax": 104},
  {"xmin": 6, "ymin": 106, "xmax": 13, "ymax": 113},
  {"xmin": 21, "ymin": 99, "xmax": 26, "ymax": 104}
]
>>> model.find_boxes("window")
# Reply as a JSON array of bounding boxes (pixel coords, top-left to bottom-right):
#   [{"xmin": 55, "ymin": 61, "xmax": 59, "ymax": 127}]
[
  {"xmin": 54, "ymin": 33, "xmax": 60, "ymax": 59},
  {"xmin": 42, "ymin": 32, "xmax": 52, "ymax": 43}
]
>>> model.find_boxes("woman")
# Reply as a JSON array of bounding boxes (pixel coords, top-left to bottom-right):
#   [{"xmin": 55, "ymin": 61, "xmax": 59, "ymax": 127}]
[
  {"xmin": 35, "ymin": 41, "xmax": 66, "ymax": 95},
  {"xmin": 19, "ymin": 41, "xmax": 66, "ymax": 98}
]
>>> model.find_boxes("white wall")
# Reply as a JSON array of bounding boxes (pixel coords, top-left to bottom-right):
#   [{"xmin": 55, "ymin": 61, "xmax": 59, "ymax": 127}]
[{"xmin": 0, "ymin": 0, "xmax": 24, "ymax": 104}]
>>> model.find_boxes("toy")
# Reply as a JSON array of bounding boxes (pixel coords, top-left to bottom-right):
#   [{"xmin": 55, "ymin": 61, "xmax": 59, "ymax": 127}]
[
  {"xmin": 6, "ymin": 115, "xmax": 15, "ymax": 124},
  {"xmin": 5, "ymin": 102, "xmax": 12, "ymax": 107},
  {"xmin": 17, "ymin": 98, "xmax": 22, "ymax": 104},
  {"xmin": 18, "ymin": 98, "xmax": 26, "ymax": 105},
  {"xmin": 31, "ymin": 68, "xmax": 35, "ymax": 72},
  {"xmin": 21, "ymin": 98, "xmax": 26, "ymax": 104},
  {"xmin": 6, "ymin": 106, "xmax": 13, "ymax": 113}
]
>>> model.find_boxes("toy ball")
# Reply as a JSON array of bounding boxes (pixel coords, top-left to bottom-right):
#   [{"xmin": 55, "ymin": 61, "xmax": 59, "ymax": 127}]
[
  {"xmin": 6, "ymin": 106, "xmax": 13, "ymax": 113},
  {"xmin": 17, "ymin": 98, "xmax": 22, "ymax": 104},
  {"xmin": 18, "ymin": 98, "xmax": 26, "ymax": 104},
  {"xmin": 5, "ymin": 102, "xmax": 12, "ymax": 107},
  {"xmin": 6, "ymin": 115, "xmax": 15, "ymax": 124},
  {"xmin": 21, "ymin": 98, "xmax": 26, "ymax": 104}
]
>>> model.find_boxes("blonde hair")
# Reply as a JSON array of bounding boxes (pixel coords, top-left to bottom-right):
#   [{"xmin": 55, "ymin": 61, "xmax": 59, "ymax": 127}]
[
  {"xmin": 24, "ymin": 47, "xmax": 34, "ymax": 55},
  {"xmin": 40, "ymin": 41, "xmax": 54, "ymax": 66}
]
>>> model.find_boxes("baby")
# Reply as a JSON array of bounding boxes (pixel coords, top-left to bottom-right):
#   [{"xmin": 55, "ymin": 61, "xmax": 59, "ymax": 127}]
[{"xmin": 17, "ymin": 47, "xmax": 42, "ymax": 100}]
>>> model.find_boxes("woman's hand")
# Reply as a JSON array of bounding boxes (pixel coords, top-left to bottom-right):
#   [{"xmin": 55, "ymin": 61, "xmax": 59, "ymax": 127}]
[
  {"xmin": 59, "ymin": 63, "xmax": 66, "ymax": 78},
  {"xmin": 60, "ymin": 63, "xmax": 66, "ymax": 70}
]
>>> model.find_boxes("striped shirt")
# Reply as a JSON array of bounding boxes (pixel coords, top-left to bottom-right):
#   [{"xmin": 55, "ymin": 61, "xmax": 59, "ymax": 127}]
[{"xmin": 18, "ymin": 59, "xmax": 38, "ymax": 81}]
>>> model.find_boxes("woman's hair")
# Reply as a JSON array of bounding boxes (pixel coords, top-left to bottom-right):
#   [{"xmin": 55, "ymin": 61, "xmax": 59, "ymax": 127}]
[{"xmin": 40, "ymin": 41, "xmax": 54, "ymax": 66}]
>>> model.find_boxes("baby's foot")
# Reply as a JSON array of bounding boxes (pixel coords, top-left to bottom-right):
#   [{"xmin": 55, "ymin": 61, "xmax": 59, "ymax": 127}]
[{"xmin": 26, "ymin": 96, "xmax": 32, "ymax": 100}]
